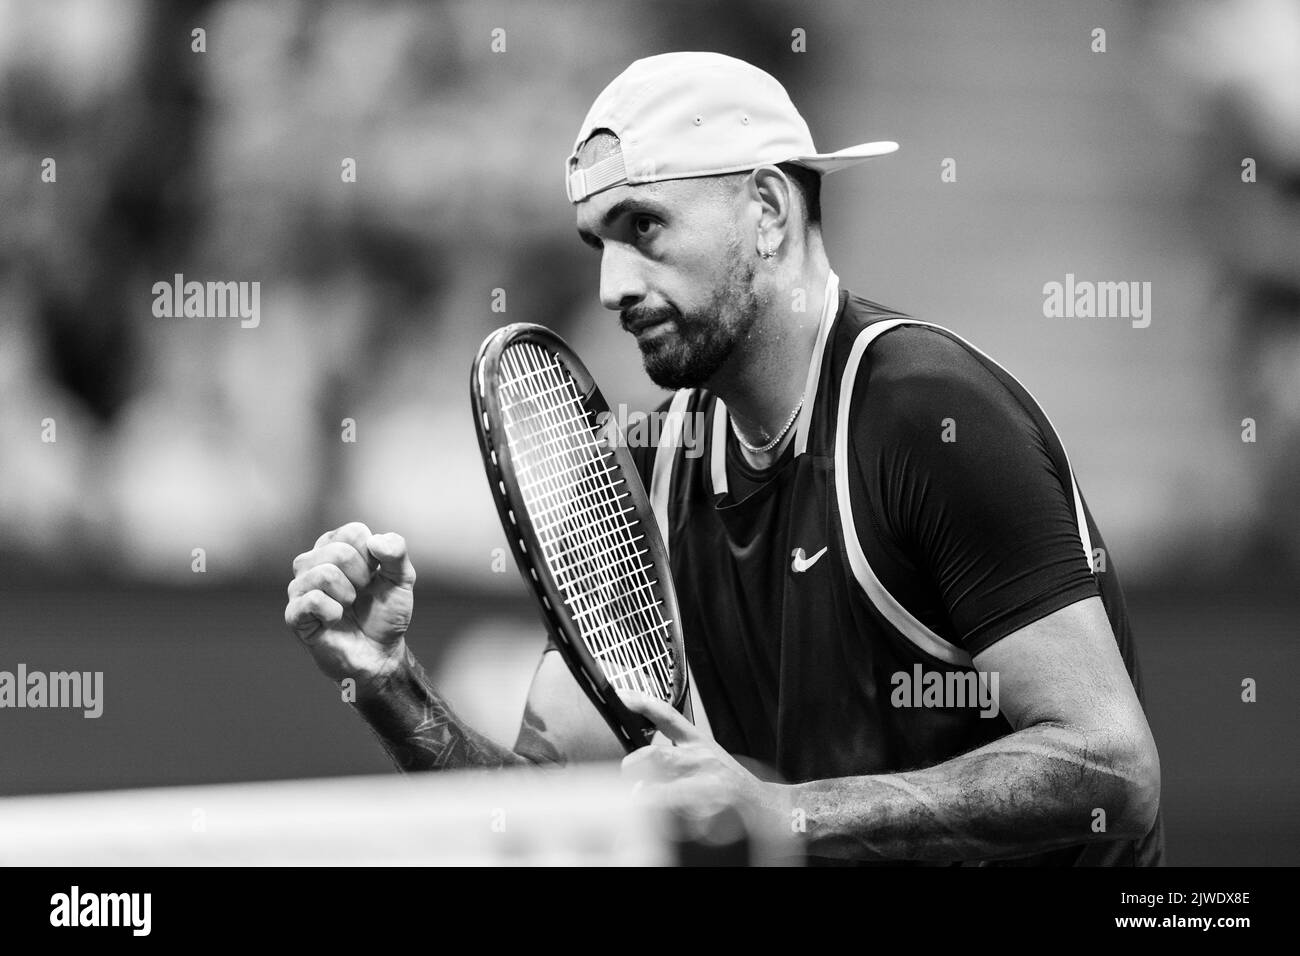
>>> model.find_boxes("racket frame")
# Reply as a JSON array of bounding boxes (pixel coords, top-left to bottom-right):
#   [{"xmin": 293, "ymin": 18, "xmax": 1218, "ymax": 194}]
[{"xmin": 471, "ymin": 323, "xmax": 688, "ymax": 752}]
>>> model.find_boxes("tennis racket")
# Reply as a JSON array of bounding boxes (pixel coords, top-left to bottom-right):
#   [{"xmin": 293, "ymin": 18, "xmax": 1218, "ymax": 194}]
[{"xmin": 470, "ymin": 323, "xmax": 689, "ymax": 752}]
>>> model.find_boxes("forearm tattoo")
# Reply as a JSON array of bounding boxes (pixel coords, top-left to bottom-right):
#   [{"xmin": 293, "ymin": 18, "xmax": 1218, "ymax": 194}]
[
  {"xmin": 351, "ymin": 645, "xmax": 533, "ymax": 771},
  {"xmin": 793, "ymin": 724, "xmax": 1153, "ymax": 862}
]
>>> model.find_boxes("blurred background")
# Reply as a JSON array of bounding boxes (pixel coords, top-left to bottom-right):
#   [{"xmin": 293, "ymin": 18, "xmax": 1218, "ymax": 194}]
[{"xmin": 0, "ymin": 0, "xmax": 1296, "ymax": 864}]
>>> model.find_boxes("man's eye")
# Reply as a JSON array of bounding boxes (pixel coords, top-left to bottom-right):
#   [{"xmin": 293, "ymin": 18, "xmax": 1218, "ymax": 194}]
[{"xmin": 632, "ymin": 216, "xmax": 658, "ymax": 239}]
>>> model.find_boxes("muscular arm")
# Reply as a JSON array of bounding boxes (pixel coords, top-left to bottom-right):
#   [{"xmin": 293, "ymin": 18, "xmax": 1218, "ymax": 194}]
[
  {"xmin": 790, "ymin": 597, "xmax": 1161, "ymax": 862},
  {"xmin": 352, "ymin": 644, "xmax": 624, "ymax": 772},
  {"xmin": 794, "ymin": 328, "xmax": 1158, "ymax": 860}
]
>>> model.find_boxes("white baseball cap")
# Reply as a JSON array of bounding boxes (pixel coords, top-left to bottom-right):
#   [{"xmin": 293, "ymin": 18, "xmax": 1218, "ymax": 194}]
[{"xmin": 566, "ymin": 51, "xmax": 898, "ymax": 203}]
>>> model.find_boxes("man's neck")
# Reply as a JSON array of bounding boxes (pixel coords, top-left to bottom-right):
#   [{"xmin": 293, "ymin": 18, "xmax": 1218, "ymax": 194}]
[{"xmin": 709, "ymin": 244, "xmax": 832, "ymax": 466}]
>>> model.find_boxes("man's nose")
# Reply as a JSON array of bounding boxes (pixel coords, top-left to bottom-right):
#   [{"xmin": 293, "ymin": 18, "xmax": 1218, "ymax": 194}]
[{"xmin": 599, "ymin": 246, "xmax": 647, "ymax": 312}]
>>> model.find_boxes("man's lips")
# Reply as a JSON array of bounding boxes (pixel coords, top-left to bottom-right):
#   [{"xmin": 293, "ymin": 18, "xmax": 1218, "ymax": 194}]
[{"xmin": 623, "ymin": 314, "xmax": 674, "ymax": 336}]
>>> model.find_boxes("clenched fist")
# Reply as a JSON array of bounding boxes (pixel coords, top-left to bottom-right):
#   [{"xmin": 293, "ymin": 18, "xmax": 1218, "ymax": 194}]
[{"xmin": 284, "ymin": 521, "xmax": 415, "ymax": 690}]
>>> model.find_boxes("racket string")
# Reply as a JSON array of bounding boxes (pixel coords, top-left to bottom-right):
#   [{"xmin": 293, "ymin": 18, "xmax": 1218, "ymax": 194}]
[
  {"xmin": 549, "ymin": 545, "xmax": 652, "ymax": 597},
  {"xmin": 542, "ymin": 527, "xmax": 644, "ymax": 568},
  {"xmin": 518, "ymin": 422, "xmax": 665, "ymax": 689},
  {"xmin": 520, "ymin": 376, "xmax": 672, "ymax": 696},
  {"xmin": 499, "ymin": 346, "xmax": 666, "ymax": 690},
  {"xmin": 499, "ymin": 343, "xmax": 675, "ymax": 698},
  {"xmin": 510, "ymin": 347, "xmax": 670, "ymax": 696}
]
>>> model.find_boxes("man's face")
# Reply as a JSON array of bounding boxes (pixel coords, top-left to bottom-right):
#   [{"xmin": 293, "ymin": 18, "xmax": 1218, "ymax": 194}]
[{"xmin": 575, "ymin": 176, "xmax": 763, "ymax": 390}]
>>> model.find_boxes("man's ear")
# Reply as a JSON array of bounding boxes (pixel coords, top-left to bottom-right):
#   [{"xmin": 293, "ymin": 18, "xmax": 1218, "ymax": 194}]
[{"xmin": 748, "ymin": 165, "xmax": 794, "ymax": 254}]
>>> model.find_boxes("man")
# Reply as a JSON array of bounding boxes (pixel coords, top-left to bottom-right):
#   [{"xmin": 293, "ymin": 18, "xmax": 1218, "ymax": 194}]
[{"xmin": 284, "ymin": 52, "xmax": 1164, "ymax": 865}]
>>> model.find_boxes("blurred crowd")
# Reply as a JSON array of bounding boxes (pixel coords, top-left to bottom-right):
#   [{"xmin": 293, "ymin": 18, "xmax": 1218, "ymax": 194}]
[{"xmin": 0, "ymin": 0, "xmax": 1296, "ymax": 591}]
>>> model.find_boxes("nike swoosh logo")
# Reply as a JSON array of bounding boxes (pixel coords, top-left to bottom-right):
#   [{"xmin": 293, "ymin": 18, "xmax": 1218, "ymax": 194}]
[{"xmin": 791, "ymin": 546, "xmax": 828, "ymax": 573}]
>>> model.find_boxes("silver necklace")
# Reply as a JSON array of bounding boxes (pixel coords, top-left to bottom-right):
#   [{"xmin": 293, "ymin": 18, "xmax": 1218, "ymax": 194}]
[{"xmin": 730, "ymin": 396, "xmax": 805, "ymax": 455}]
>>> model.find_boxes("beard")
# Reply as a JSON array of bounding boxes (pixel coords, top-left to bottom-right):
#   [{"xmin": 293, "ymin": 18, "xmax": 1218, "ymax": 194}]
[{"xmin": 623, "ymin": 247, "xmax": 762, "ymax": 391}]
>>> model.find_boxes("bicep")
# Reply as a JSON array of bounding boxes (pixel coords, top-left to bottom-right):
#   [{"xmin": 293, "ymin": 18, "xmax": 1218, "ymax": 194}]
[
  {"xmin": 513, "ymin": 647, "xmax": 626, "ymax": 764},
  {"xmin": 973, "ymin": 596, "xmax": 1153, "ymax": 748}
]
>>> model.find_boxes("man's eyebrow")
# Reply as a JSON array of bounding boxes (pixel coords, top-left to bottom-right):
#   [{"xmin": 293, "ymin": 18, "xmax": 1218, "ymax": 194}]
[{"xmin": 576, "ymin": 197, "xmax": 669, "ymax": 247}]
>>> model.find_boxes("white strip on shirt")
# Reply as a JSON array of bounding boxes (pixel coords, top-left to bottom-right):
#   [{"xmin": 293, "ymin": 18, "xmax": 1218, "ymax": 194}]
[
  {"xmin": 834, "ymin": 317, "xmax": 1095, "ymax": 665},
  {"xmin": 648, "ymin": 388, "xmax": 713, "ymax": 738}
]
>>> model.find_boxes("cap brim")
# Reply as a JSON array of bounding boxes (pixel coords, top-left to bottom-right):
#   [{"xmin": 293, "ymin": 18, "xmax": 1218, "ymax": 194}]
[{"xmin": 788, "ymin": 141, "xmax": 899, "ymax": 174}]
